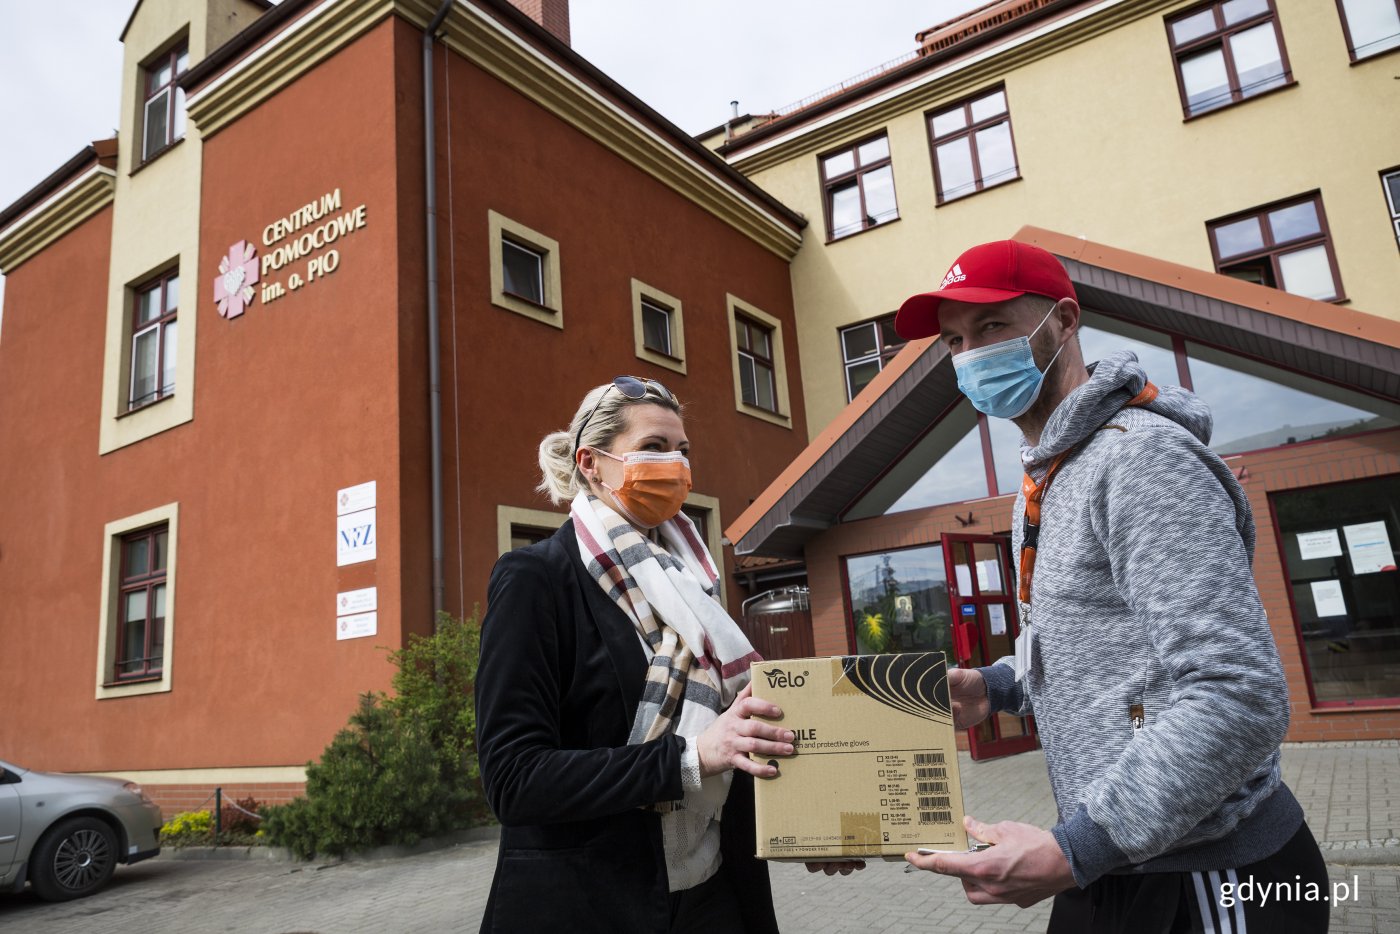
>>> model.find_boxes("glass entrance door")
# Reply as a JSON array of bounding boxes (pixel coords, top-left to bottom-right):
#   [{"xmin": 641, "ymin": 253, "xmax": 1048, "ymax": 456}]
[{"xmin": 941, "ymin": 533, "xmax": 1039, "ymax": 760}]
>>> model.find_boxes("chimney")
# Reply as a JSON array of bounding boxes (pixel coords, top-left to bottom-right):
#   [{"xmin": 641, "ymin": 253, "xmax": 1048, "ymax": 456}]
[{"xmin": 508, "ymin": 0, "xmax": 571, "ymax": 46}]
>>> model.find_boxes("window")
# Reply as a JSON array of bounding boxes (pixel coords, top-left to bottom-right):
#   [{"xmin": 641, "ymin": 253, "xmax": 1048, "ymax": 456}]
[
  {"xmin": 1336, "ymin": 0, "xmax": 1400, "ymax": 60},
  {"xmin": 129, "ymin": 270, "xmax": 178, "ymax": 410},
  {"xmin": 1185, "ymin": 341, "xmax": 1397, "ymax": 454},
  {"xmin": 1166, "ymin": 0, "xmax": 1291, "ymax": 117},
  {"xmin": 630, "ymin": 279, "xmax": 686, "ymax": 374},
  {"xmin": 510, "ymin": 524, "xmax": 555, "ymax": 551},
  {"xmin": 116, "ymin": 526, "xmax": 167, "ymax": 681},
  {"xmin": 488, "ymin": 210, "xmax": 562, "ymax": 328},
  {"xmin": 1272, "ymin": 475, "xmax": 1400, "ymax": 707},
  {"xmin": 844, "ymin": 545, "xmax": 956, "ymax": 658},
  {"xmin": 840, "ymin": 314, "xmax": 907, "ymax": 401},
  {"xmin": 98, "ymin": 502, "xmax": 178, "ymax": 699},
  {"xmin": 927, "ymin": 86, "xmax": 1020, "ymax": 203},
  {"xmin": 1207, "ymin": 193, "xmax": 1344, "ymax": 301},
  {"xmin": 681, "ymin": 504, "xmax": 709, "ymax": 544},
  {"xmin": 682, "ymin": 492, "xmax": 726, "ymax": 606},
  {"xmin": 642, "ymin": 301, "xmax": 671, "ymax": 354},
  {"xmin": 1382, "ymin": 168, "xmax": 1400, "ymax": 250},
  {"xmin": 726, "ymin": 294, "xmax": 791, "ymax": 428},
  {"xmin": 501, "ymin": 240, "xmax": 544, "ymax": 304},
  {"xmin": 819, "ymin": 133, "xmax": 898, "ymax": 240},
  {"xmin": 142, "ymin": 42, "xmax": 189, "ymax": 162},
  {"xmin": 736, "ymin": 316, "xmax": 777, "ymax": 412},
  {"xmin": 496, "ymin": 505, "xmax": 565, "ymax": 556}
]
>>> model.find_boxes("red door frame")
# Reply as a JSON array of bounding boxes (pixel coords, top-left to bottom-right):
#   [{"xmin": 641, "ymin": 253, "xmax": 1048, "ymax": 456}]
[{"xmin": 941, "ymin": 532, "xmax": 1039, "ymax": 760}]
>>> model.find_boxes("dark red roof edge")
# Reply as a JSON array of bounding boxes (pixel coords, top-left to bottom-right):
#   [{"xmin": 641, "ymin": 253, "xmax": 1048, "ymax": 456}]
[
  {"xmin": 719, "ymin": 0, "xmax": 1084, "ymax": 157},
  {"xmin": 0, "ymin": 139, "xmax": 117, "ymax": 233}
]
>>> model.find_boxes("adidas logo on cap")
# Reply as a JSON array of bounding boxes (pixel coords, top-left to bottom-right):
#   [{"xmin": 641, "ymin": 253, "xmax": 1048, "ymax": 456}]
[{"xmin": 940, "ymin": 263, "xmax": 967, "ymax": 288}]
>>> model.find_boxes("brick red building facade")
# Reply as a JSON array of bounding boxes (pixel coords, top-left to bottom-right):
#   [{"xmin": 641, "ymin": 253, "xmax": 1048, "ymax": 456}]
[{"xmin": 0, "ymin": 0, "xmax": 807, "ymax": 812}]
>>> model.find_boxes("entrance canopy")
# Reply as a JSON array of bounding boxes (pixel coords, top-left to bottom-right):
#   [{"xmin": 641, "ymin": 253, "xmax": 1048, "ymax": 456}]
[{"xmin": 726, "ymin": 227, "xmax": 1400, "ymax": 559}]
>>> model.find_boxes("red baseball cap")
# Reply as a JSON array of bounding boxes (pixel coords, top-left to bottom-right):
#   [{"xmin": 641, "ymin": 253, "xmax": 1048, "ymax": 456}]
[{"xmin": 895, "ymin": 240, "xmax": 1077, "ymax": 339}]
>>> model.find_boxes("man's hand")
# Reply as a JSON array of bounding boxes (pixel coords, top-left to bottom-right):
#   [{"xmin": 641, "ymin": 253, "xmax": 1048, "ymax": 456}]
[
  {"xmin": 904, "ymin": 815, "xmax": 1076, "ymax": 909},
  {"xmin": 696, "ymin": 684, "xmax": 795, "ymax": 778},
  {"xmin": 949, "ymin": 667, "xmax": 990, "ymax": 730}
]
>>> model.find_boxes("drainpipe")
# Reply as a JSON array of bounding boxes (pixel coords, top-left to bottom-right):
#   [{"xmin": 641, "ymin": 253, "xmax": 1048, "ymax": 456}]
[{"xmin": 424, "ymin": 0, "xmax": 453, "ymax": 629}]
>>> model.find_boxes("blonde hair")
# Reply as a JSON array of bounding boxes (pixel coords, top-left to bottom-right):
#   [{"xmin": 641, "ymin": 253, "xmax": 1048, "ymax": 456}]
[{"xmin": 537, "ymin": 381, "xmax": 682, "ymax": 505}]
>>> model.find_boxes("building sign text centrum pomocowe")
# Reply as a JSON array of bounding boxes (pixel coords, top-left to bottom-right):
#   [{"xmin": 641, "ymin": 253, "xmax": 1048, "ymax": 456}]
[{"xmin": 213, "ymin": 188, "xmax": 368, "ymax": 319}]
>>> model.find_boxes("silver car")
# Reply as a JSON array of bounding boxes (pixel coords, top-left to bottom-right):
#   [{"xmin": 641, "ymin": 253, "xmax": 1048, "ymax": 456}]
[{"xmin": 0, "ymin": 757, "xmax": 162, "ymax": 901}]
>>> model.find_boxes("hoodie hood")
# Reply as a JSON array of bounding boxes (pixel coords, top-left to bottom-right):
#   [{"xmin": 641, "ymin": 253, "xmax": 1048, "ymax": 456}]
[{"xmin": 1021, "ymin": 349, "xmax": 1213, "ymax": 470}]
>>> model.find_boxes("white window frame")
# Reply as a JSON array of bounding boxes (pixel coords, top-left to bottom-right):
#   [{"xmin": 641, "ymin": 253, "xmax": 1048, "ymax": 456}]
[
  {"xmin": 1383, "ymin": 167, "xmax": 1400, "ymax": 251},
  {"xmin": 839, "ymin": 314, "xmax": 906, "ymax": 402},
  {"xmin": 96, "ymin": 502, "xmax": 178, "ymax": 700}
]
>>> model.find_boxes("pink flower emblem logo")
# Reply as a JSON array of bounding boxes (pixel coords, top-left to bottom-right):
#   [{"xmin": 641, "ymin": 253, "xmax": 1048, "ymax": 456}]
[{"xmin": 214, "ymin": 240, "xmax": 260, "ymax": 319}]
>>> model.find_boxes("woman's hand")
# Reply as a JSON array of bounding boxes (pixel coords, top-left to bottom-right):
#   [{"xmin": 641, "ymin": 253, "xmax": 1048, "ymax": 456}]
[{"xmin": 696, "ymin": 684, "xmax": 794, "ymax": 778}]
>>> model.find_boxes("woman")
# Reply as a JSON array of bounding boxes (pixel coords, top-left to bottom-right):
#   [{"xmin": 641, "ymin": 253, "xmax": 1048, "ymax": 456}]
[{"xmin": 475, "ymin": 377, "xmax": 794, "ymax": 933}]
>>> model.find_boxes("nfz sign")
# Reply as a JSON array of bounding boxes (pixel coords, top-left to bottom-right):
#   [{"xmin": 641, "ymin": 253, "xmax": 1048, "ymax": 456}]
[{"xmin": 337, "ymin": 508, "xmax": 377, "ymax": 567}]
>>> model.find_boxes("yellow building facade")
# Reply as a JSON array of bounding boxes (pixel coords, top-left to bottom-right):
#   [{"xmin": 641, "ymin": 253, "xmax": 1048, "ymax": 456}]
[{"xmin": 717, "ymin": 0, "xmax": 1400, "ymax": 437}]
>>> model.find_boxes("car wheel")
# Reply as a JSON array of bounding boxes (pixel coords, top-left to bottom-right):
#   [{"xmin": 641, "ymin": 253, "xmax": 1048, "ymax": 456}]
[{"xmin": 29, "ymin": 816, "xmax": 118, "ymax": 901}]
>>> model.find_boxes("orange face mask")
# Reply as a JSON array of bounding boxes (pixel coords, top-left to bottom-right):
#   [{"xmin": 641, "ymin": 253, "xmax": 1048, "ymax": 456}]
[{"xmin": 594, "ymin": 449, "xmax": 692, "ymax": 528}]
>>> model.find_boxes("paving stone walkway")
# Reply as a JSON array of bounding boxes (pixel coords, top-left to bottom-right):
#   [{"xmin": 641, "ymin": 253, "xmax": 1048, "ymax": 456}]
[{"xmin": 1, "ymin": 743, "xmax": 1395, "ymax": 933}]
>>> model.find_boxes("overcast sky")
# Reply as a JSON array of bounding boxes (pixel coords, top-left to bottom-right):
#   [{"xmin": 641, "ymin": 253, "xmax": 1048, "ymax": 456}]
[{"xmin": 0, "ymin": 0, "xmax": 979, "ymax": 313}]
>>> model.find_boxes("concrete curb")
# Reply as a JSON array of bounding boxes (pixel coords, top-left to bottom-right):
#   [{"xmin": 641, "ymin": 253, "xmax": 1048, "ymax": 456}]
[
  {"xmin": 156, "ymin": 825, "xmax": 501, "ymax": 864},
  {"xmin": 1321, "ymin": 839, "xmax": 1400, "ymax": 867}
]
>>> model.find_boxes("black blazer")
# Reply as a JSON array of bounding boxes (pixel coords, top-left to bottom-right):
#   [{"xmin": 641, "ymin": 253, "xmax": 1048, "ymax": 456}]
[{"xmin": 475, "ymin": 520, "xmax": 778, "ymax": 933}]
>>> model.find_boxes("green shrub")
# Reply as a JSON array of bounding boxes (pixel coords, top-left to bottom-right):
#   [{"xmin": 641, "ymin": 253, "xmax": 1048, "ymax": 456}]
[
  {"xmin": 263, "ymin": 611, "xmax": 484, "ymax": 859},
  {"xmin": 160, "ymin": 809, "xmax": 213, "ymax": 848},
  {"xmin": 387, "ymin": 610, "xmax": 485, "ymax": 797}
]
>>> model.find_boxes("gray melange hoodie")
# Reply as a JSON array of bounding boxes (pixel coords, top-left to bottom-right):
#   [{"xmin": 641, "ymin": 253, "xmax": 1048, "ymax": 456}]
[{"xmin": 979, "ymin": 350, "xmax": 1302, "ymax": 887}]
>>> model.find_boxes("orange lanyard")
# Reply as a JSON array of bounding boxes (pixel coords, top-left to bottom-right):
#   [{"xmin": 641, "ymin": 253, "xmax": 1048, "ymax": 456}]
[{"xmin": 1016, "ymin": 383, "xmax": 1159, "ymax": 608}]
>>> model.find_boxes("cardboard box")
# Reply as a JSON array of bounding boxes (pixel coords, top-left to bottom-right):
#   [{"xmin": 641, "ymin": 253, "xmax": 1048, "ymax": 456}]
[{"xmin": 749, "ymin": 653, "xmax": 968, "ymax": 861}]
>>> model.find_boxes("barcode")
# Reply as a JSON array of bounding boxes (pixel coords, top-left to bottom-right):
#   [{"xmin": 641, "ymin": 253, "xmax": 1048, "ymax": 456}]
[
  {"xmin": 914, "ymin": 752, "xmax": 946, "ymax": 765},
  {"xmin": 919, "ymin": 809, "xmax": 954, "ymax": 825},
  {"xmin": 916, "ymin": 780, "xmax": 950, "ymax": 794},
  {"xmin": 915, "ymin": 766, "xmax": 947, "ymax": 780},
  {"xmin": 917, "ymin": 795, "xmax": 952, "ymax": 809}
]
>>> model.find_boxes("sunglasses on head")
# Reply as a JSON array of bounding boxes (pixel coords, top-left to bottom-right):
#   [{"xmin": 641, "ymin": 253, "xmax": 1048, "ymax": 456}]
[{"xmin": 574, "ymin": 376, "xmax": 676, "ymax": 454}]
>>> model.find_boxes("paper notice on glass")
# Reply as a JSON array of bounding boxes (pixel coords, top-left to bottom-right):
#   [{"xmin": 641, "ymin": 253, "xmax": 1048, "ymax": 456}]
[
  {"xmin": 975, "ymin": 560, "xmax": 998, "ymax": 591},
  {"xmin": 1343, "ymin": 521, "xmax": 1395, "ymax": 575},
  {"xmin": 988, "ymin": 604, "xmax": 1007, "ymax": 636},
  {"xmin": 1296, "ymin": 530, "xmax": 1342, "ymax": 561},
  {"xmin": 954, "ymin": 564, "xmax": 973, "ymax": 594},
  {"xmin": 1310, "ymin": 580, "xmax": 1347, "ymax": 618}
]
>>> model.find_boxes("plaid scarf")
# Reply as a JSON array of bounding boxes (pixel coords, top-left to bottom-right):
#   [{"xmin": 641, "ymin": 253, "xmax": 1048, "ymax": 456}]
[{"xmin": 571, "ymin": 492, "xmax": 761, "ymax": 749}]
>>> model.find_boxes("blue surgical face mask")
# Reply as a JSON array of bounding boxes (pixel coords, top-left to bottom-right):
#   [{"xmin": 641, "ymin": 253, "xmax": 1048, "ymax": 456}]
[{"xmin": 951, "ymin": 302, "xmax": 1066, "ymax": 419}]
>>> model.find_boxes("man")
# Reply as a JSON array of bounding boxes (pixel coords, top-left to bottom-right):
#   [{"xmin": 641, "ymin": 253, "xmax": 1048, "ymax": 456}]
[{"xmin": 898, "ymin": 240, "xmax": 1327, "ymax": 932}]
